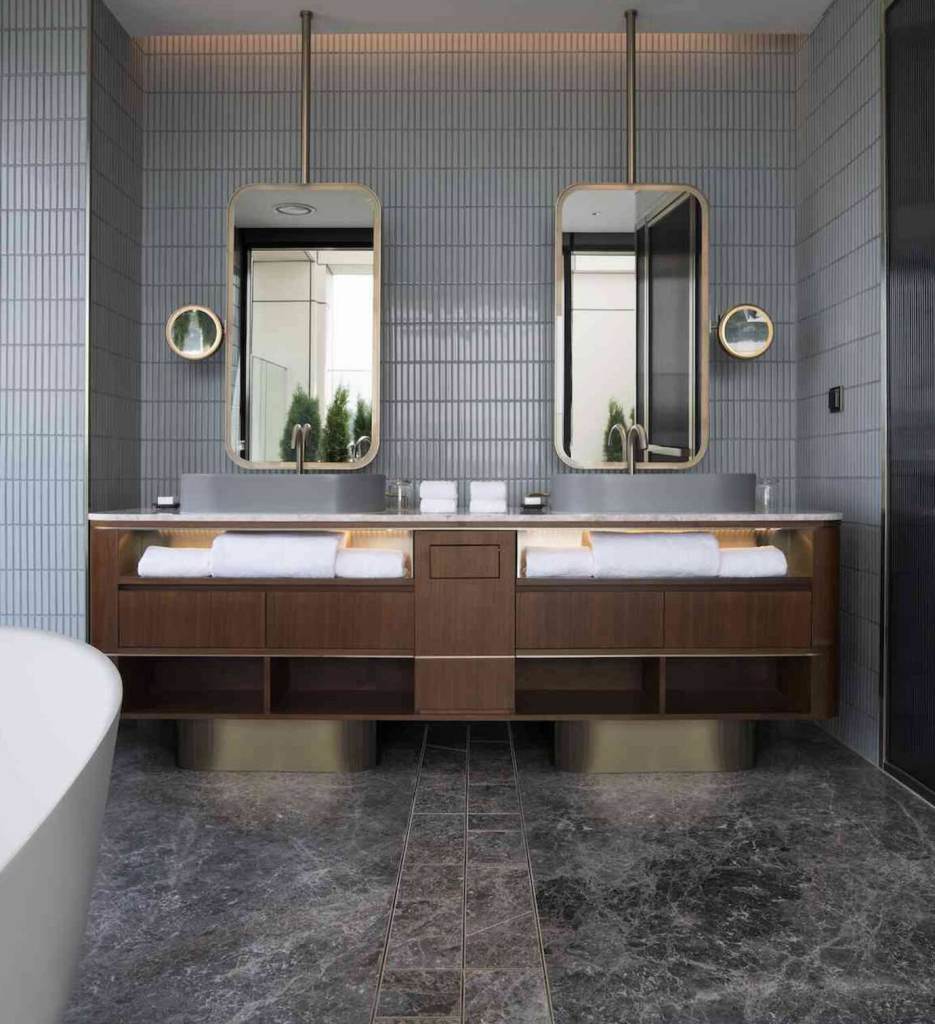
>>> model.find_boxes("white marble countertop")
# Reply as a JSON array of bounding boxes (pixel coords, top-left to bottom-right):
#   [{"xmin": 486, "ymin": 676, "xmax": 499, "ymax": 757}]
[{"xmin": 89, "ymin": 509, "xmax": 842, "ymax": 526}]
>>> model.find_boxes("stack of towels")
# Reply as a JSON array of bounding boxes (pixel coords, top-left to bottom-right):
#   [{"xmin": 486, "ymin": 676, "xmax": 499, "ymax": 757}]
[
  {"xmin": 524, "ymin": 532, "xmax": 788, "ymax": 579},
  {"xmin": 137, "ymin": 532, "xmax": 407, "ymax": 579},
  {"xmin": 470, "ymin": 480, "xmax": 507, "ymax": 515},
  {"xmin": 419, "ymin": 480, "xmax": 457, "ymax": 514}
]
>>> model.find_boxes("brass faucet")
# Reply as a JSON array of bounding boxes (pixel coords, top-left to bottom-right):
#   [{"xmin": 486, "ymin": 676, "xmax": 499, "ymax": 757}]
[
  {"xmin": 606, "ymin": 421, "xmax": 648, "ymax": 474},
  {"xmin": 291, "ymin": 422, "xmax": 312, "ymax": 474}
]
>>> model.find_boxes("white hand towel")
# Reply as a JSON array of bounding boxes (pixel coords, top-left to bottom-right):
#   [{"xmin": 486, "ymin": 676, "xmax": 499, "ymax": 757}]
[
  {"xmin": 590, "ymin": 532, "xmax": 720, "ymax": 578},
  {"xmin": 138, "ymin": 546, "xmax": 212, "ymax": 578},
  {"xmin": 336, "ymin": 548, "xmax": 407, "ymax": 579},
  {"xmin": 718, "ymin": 545, "xmax": 788, "ymax": 578},
  {"xmin": 420, "ymin": 498, "xmax": 457, "ymax": 514},
  {"xmin": 211, "ymin": 532, "xmax": 340, "ymax": 578},
  {"xmin": 470, "ymin": 480, "xmax": 507, "ymax": 502},
  {"xmin": 419, "ymin": 480, "xmax": 457, "ymax": 500},
  {"xmin": 524, "ymin": 546, "xmax": 594, "ymax": 578},
  {"xmin": 470, "ymin": 499, "xmax": 507, "ymax": 515}
]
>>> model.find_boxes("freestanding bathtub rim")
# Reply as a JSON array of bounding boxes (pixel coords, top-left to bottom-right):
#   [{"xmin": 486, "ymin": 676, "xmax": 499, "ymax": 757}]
[{"xmin": 0, "ymin": 627, "xmax": 123, "ymax": 875}]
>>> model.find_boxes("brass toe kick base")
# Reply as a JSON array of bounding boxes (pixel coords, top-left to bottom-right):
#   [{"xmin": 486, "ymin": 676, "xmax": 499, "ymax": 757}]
[
  {"xmin": 555, "ymin": 720, "xmax": 755, "ymax": 773},
  {"xmin": 177, "ymin": 719, "xmax": 377, "ymax": 772}
]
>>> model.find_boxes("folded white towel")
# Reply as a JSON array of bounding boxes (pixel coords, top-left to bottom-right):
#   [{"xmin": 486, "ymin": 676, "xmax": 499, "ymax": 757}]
[
  {"xmin": 470, "ymin": 499, "xmax": 507, "ymax": 515},
  {"xmin": 420, "ymin": 480, "xmax": 457, "ymax": 500},
  {"xmin": 420, "ymin": 498, "xmax": 457, "ymax": 514},
  {"xmin": 590, "ymin": 532, "xmax": 720, "ymax": 578},
  {"xmin": 336, "ymin": 548, "xmax": 407, "ymax": 579},
  {"xmin": 470, "ymin": 480, "xmax": 507, "ymax": 502},
  {"xmin": 718, "ymin": 545, "xmax": 788, "ymax": 578},
  {"xmin": 524, "ymin": 546, "xmax": 594, "ymax": 578},
  {"xmin": 211, "ymin": 531, "xmax": 340, "ymax": 578},
  {"xmin": 138, "ymin": 546, "xmax": 212, "ymax": 578}
]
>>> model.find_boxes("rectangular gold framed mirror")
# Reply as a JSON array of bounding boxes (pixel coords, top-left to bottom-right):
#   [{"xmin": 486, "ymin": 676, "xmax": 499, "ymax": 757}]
[
  {"xmin": 554, "ymin": 183, "xmax": 710, "ymax": 471},
  {"xmin": 225, "ymin": 182, "xmax": 381, "ymax": 470}
]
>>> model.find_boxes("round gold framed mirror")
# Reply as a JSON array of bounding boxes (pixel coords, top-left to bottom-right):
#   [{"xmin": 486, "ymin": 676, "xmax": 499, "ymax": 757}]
[
  {"xmin": 717, "ymin": 304, "xmax": 774, "ymax": 360},
  {"xmin": 165, "ymin": 305, "xmax": 223, "ymax": 360}
]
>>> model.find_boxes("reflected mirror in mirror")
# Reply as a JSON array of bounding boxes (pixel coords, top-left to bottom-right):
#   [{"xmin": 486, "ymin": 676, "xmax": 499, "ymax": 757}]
[
  {"xmin": 718, "ymin": 304, "xmax": 774, "ymax": 360},
  {"xmin": 555, "ymin": 184, "xmax": 709, "ymax": 470},
  {"xmin": 165, "ymin": 305, "xmax": 223, "ymax": 360},
  {"xmin": 226, "ymin": 184, "xmax": 381, "ymax": 468}
]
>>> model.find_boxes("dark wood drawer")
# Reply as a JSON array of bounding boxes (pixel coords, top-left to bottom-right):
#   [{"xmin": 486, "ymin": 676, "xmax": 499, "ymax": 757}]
[
  {"xmin": 516, "ymin": 589, "xmax": 664, "ymax": 650},
  {"xmin": 664, "ymin": 590, "xmax": 812, "ymax": 649},
  {"xmin": 415, "ymin": 657, "xmax": 514, "ymax": 713},
  {"xmin": 430, "ymin": 544, "xmax": 500, "ymax": 579},
  {"xmin": 118, "ymin": 589, "xmax": 265, "ymax": 649},
  {"xmin": 266, "ymin": 589, "xmax": 414, "ymax": 652}
]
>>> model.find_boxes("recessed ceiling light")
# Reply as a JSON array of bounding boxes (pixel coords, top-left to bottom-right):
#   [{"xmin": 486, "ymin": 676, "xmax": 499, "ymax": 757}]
[{"xmin": 275, "ymin": 203, "xmax": 317, "ymax": 216}]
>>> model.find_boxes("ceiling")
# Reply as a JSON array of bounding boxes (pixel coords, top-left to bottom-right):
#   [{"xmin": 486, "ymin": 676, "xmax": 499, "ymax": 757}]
[{"xmin": 109, "ymin": 0, "xmax": 828, "ymax": 38}]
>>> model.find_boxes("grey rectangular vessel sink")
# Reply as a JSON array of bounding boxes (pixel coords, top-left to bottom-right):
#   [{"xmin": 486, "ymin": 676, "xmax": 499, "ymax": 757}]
[
  {"xmin": 550, "ymin": 473, "xmax": 756, "ymax": 514},
  {"xmin": 181, "ymin": 473, "xmax": 387, "ymax": 514}
]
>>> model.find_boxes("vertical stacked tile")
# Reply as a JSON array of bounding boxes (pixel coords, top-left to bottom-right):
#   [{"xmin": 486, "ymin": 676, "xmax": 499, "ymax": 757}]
[
  {"xmin": 795, "ymin": 0, "xmax": 883, "ymax": 762},
  {"xmin": 136, "ymin": 31, "xmax": 800, "ymax": 507},
  {"xmin": 0, "ymin": 0, "xmax": 89, "ymax": 636},
  {"xmin": 88, "ymin": 0, "xmax": 143, "ymax": 510}
]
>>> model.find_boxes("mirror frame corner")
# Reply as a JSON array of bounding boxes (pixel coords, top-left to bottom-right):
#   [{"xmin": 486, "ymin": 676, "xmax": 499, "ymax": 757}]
[
  {"xmin": 223, "ymin": 181, "xmax": 382, "ymax": 472},
  {"xmin": 553, "ymin": 181, "xmax": 711, "ymax": 472}
]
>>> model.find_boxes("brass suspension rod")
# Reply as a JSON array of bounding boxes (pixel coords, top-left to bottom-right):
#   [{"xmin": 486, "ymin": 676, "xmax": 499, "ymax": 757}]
[
  {"xmin": 625, "ymin": 8, "xmax": 637, "ymax": 183},
  {"xmin": 300, "ymin": 10, "xmax": 313, "ymax": 183}
]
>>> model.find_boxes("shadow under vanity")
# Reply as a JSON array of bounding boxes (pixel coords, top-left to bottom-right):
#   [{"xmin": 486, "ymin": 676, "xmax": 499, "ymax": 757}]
[{"xmin": 90, "ymin": 513, "xmax": 839, "ymax": 726}]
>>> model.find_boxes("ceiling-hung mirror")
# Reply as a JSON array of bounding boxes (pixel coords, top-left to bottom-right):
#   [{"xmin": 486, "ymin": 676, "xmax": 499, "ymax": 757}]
[
  {"xmin": 225, "ymin": 183, "xmax": 381, "ymax": 469},
  {"xmin": 555, "ymin": 183, "xmax": 709, "ymax": 470}
]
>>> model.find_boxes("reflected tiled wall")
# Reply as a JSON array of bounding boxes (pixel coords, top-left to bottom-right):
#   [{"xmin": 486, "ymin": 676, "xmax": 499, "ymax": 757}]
[
  {"xmin": 137, "ymin": 32, "xmax": 799, "ymax": 507},
  {"xmin": 796, "ymin": 0, "xmax": 883, "ymax": 762},
  {"xmin": 89, "ymin": 0, "xmax": 143, "ymax": 510},
  {"xmin": 0, "ymin": 0, "xmax": 89, "ymax": 637}
]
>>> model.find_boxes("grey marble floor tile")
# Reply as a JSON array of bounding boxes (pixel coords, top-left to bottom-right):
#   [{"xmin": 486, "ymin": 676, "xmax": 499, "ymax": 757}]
[
  {"xmin": 376, "ymin": 968, "xmax": 462, "ymax": 1018},
  {"xmin": 466, "ymin": 864, "xmax": 533, "ymax": 928},
  {"xmin": 469, "ymin": 781, "xmax": 521, "ymax": 813},
  {"xmin": 398, "ymin": 861, "xmax": 465, "ymax": 903},
  {"xmin": 427, "ymin": 723, "xmax": 469, "ymax": 750},
  {"xmin": 423, "ymin": 745, "xmax": 468, "ymax": 775},
  {"xmin": 463, "ymin": 968, "xmax": 551, "ymax": 1024},
  {"xmin": 469, "ymin": 812, "xmax": 522, "ymax": 832},
  {"xmin": 406, "ymin": 814, "xmax": 466, "ymax": 865},
  {"xmin": 375, "ymin": 1019, "xmax": 460, "ymax": 1024},
  {"xmin": 465, "ymin": 911, "xmax": 541, "ymax": 969},
  {"xmin": 468, "ymin": 829, "xmax": 527, "ymax": 866},
  {"xmin": 415, "ymin": 773, "xmax": 466, "ymax": 813},
  {"xmin": 386, "ymin": 897, "xmax": 464, "ymax": 968},
  {"xmin": 470, "ymin": 762, "xmax": 516, "ymax": 785}
]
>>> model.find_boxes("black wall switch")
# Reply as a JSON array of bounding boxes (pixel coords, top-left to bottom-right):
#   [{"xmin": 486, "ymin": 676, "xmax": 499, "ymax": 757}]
[{"xmin": 828, "ymin": 386, "xmax": 843, "ymax": 413}]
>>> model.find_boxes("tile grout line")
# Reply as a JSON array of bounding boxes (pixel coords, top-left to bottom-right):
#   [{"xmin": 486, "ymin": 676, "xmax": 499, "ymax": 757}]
[
  {"xmin": 368, "ymin": 725, "xmax": 429, "ymax": 1024},
  {"xmin": 509, "ymin": 723, "xmax": 556, "ymax": 1024},
  {"xmin": 460, "ymin": 723, "xmax": 471, "ymax": 1024}
]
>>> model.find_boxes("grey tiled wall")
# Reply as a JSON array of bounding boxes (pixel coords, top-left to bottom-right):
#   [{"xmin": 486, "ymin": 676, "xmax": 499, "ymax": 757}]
[
  {"xmin": 0, "ymin": 0, "xmax": 89, "ymax": 638},
  {"xmin": 89, "ymin": 0, "xmax": 143, "ymax": 511},
  {"xmin": 137, "ymin": 31, "xmax": 800, "ymax": 508},
  {"xmin": 796, "ymin": 0, "xmax": 883, "ymax": 762}
]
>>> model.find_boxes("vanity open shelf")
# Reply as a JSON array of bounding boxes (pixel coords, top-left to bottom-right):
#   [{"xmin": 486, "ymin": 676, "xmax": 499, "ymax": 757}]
[{"xmin": 91, "ymin": 515, "xmax": 840, "ymax": 723}]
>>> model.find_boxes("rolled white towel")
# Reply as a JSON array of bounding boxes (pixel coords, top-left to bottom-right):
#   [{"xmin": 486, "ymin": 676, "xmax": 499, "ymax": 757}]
[
  {"xmin": 211, "ymin": 531, "xmax": 340, "ymax": 578},
  {"xmin": 336, "ymin": 548, "xmax": 407, "ymax": 579},
  {"xmin": 420, "ymin": 498, "xmax": 457, "ymax": 514},
  {"xmin": 419, "ymin": 480, "xmax": 457, "ymax": 500},
  {"xmin": 718, "ymin": 545, "xmax": 788, "ymax": 578},
  {"xmin": 470, "ymin": 499, "xmax": 507, "ymax": 515},
  {"xmin": 590, "ymin": 531, "xmax": 720, "ymax": 578},
  {"xmin": 524, "ymin": 546, "xmax": 594, "ymax": 579},
  {"xmin": 138, "ymin": 546, "xmax": 212, "ymax": 578},
  {"xmin": 470, "ymin": 480, "xmax": 507, "ymax": 502}
]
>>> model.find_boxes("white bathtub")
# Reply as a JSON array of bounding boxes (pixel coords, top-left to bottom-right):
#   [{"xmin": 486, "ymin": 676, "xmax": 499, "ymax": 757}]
[{"xmin": 0, "ymin": 628, "xmax": 122, "ymax": 1024}]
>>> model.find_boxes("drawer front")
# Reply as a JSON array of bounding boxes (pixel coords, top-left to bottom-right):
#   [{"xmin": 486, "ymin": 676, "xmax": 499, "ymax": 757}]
[
  {"xmin": 516, "ymin": 590, "xmax": 664, "ymax": 650},
  {"xmin": 415, "ymin": 657, "xmax": 514, "ymax": 713},
  {"xmin": 664, "ymin": 590, "xmax": 812, "ymax": 649},
  {"xmin": 430, "ymin": 544, "xmax": 500, "ymax": 579},
  {"xmin": 118, "ymin": 590, "xmax": 265, "ymax": 649},
  {"xmin": 267, "ymin": 589, "xmax": 414, "ymax": 651},
  {"xmin": 415, "ymin": 532, "xmax": 515, "ymax": 656}
]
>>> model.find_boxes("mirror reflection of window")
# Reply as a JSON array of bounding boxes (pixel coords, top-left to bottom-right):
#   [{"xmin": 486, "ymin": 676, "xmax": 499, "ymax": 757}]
[{"xmin": 244, "ymin": 247, "xmax": 373, "ymax": 463}]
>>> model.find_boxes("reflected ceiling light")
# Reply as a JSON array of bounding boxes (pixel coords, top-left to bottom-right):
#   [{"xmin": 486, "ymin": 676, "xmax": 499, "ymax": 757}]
[{"xmin": 275, "ymin": 202, "xmax": 317, "ymax": 216}]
